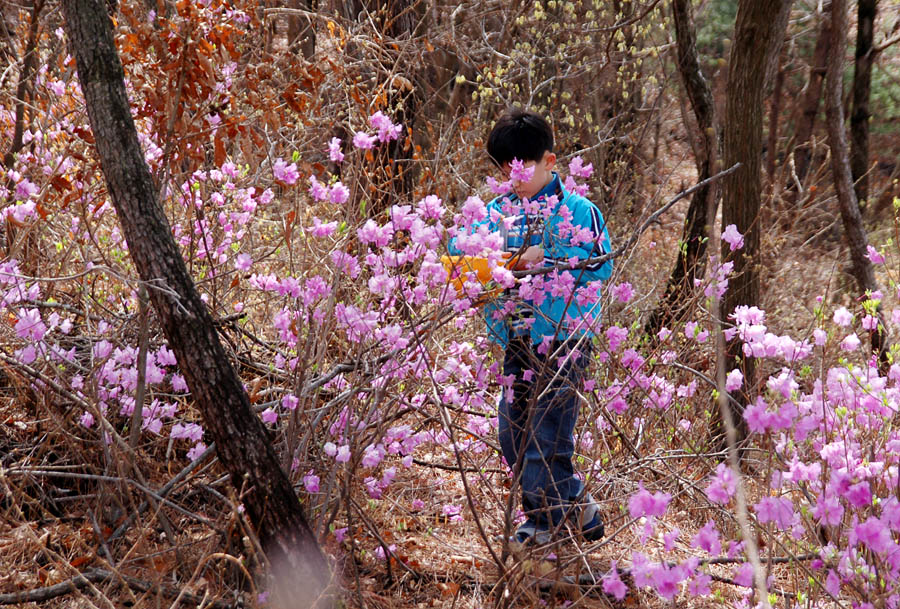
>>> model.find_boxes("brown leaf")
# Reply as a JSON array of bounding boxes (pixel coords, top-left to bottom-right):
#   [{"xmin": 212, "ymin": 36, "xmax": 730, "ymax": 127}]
[
  {"xmin": 214, "ymin": 132, "xmax": 226, "ymax": 167},
  {"xmin": 437, "ymin": 582, "xmax": 459, "ymax": 598},
  {"xmin": 70, "ymin": 555, "xmax": 91, "ymax": 568}
]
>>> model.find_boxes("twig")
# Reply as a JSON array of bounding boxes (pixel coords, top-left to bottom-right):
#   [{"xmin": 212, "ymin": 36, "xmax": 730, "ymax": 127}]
[
  {"xmin": 0, "ymin": 568, "xmax": 241, "ymax": 607},
  {"xmin": 130, "ymin": 286, "xmax": 150, "ymax": 450},
  {"xmin": 510, "ymin": 163, "xmax": 741, "ymax": 278},
  {"xmin": 713, "ymin": 275, "xmax": 768, "ymax": 604},
  {"xmin": 109, "ymin": 443, "xmax": 217, "ymax": 542},
  {"xmin": 3, "ymin": 469, "xmax": 219, "ymax": 530}
]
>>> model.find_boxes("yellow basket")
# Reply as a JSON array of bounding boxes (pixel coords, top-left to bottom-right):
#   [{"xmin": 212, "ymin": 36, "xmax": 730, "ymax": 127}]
[{"xmin": 440, "ymin": 254, "xmax": 512, "ymax": 296}]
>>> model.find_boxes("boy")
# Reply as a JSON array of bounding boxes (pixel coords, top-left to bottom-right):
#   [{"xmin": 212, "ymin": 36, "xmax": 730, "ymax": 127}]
[{"xmin": 449, "ymin": 110, "xmax": 613, "ymax": 546}]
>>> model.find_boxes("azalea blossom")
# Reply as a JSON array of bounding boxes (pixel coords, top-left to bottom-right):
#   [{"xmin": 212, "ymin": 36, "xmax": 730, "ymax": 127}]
[
  {"xmin": 722, "ymin": 224, "xmax": 744, "ymax": 251},
  {"xmin": 328, "ymin": 137, "xmax": 344, "ymax": 163},
  {"xmin": 352, "ymin": 131, "xmax": 377, "ymax": 149}
]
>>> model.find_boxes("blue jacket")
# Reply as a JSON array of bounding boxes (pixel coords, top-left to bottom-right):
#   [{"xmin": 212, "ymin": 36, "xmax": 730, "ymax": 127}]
[{"xmin": 448, "ymin": 173, "xmax": 612, "ymax": 348}]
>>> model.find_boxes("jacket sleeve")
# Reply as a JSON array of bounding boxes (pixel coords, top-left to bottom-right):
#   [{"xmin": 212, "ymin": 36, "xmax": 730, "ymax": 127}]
[{"xmin": 544, "ymin": 198, "xmax": 613, "ymax": 283}]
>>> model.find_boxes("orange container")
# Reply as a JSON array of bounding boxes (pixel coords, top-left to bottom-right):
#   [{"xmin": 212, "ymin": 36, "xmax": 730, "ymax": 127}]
[{"xmin": 441, "ymin": 254, "xmax": 512, "ymax": 295}]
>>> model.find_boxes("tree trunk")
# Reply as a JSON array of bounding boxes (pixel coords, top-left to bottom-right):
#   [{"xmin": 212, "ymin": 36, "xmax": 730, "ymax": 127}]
[
  {"xmin": 2, "ymin": 0, "xmax": 43, "ymax": 171},
  {"xmin": 850, "ymin": 0, "xmax": 877, "ymax": 208},
  {"xmin": 286, "ymin": 0, "xmax": 317, "ymax": 59},
  {"xmin": 766, "ymin": 54, "xmax": 784, "ymax": 184},
  {"xmin": 343, "ymin": 0, "xmax": 421, "ymax": 216},
  {"xmin": 60, "ymin": 2, "xmax": 332, "ymax": 605},
  {"xmin": 719, "ymin": 0, "xmax": 793, "ymax": 447},
  {"xmin": 824, "ymin": 0, "xmax": 890, "ymax": 365},
  {"xmin": 643, "ymin": 0, "xmax": 718, "ymax": 337},
  {"xmin": 788, "ymin": 3, "xmax": 832, "ymax": 205}
]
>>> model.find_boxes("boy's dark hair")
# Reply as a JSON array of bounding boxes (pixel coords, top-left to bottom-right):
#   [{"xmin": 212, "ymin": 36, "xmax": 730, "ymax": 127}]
[{"xmin": 486, "ymin": 110, "xmax": 554, "ymax": 168}]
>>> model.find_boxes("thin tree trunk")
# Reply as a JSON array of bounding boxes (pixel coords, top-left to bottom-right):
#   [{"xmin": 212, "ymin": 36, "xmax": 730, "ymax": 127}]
[
  {"xmin": 60, "ymin": 2, "xmax": 332, "ymax": 606},
  {"xmin": 719, "ymin": 0, "xmax": 793, "ymax": 447},
  {"xmin": 286, "ymin": 0, "xmax": 317, "ymax": 59},
  {"xmin": 788, "ymin": 3, "xmax": 832, "ymax": 204},
  {"xmin": 2, "ymin": 0, "xmax": 43, "ymax": 170},
  {"xmin": 824, "ymin": 0, "xmax": 890, "ymax": 365},
  {"xmin": 850, "ymin": 0, "xmax": 877, "ymax": 208},
  {"xmin": 767, "ymin": 54, "xmax": 784, "ymax": 184},
  {"xmin": 643, "ymin": 0, "xmax": 718, "ymax": 337}
]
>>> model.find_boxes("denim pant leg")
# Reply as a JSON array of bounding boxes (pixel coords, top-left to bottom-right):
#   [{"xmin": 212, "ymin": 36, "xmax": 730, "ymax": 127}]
[
  {"xmin": 499, "ymin": 340, "xmax": 589, "ymax": 529},
  {"xmin": 498, "ymin": 338, "xmax": 532, "ymax": 476}
]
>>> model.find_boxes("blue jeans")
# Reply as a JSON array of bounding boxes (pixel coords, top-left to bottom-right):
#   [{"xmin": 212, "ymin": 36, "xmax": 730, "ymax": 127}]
[{"xmin": 498, "ymin": 337, "xmax": 590, "ymax": 529}]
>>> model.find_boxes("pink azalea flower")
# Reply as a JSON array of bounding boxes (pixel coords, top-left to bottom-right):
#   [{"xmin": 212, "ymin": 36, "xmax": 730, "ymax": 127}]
[
  {"xmin": 754, "ymin": 496, "xmax": 794, "ymax": 529},
  {"xmin": 722, "ymin": 224, "xmax": 744, "ymax": 251},
  {"xmin": 308, "ymin": 175, "xmax": 328, "ymax": 201},
  {"xmin": 352, "ymin": 131, "xmax": 377, "ymax": 149},
  {"xmin": 568, "ymin": 155, "xmax": 594, "ymax": 179},
  {"xmin": 725, "ymin": 369, "xmax": 743, "ymax": 392},
  {"xmin": 733, "ymin": 563, "xmax": 754, "ymax": 588},
  {"xmin": 486, "ymin": 176, "xmax": 513, "ymax": 195},
  {"xmin": 866, "ymin": 245, "xmax": 884, "ymax": 264},
  {"xmin": 602, "ymin": 561, "xmax": 628, "ymax": 600},
  {"xmin": 687, "ymin": 573, "xmax": 712, "ymax": 596},
  {"xmin": 308, "ymin": 217, "xmax": 338, "ymax": 237},
  {"xmin": 328, "ymin": 137, "xmax": 344, "ymax": 163},
  {"xmin": 187, "ymin": 442, "xmax": 207, "ymax": 461},
  {"xmin": 813, "ymin": 328, "xmax": 827, "ymax": 346},
  {"xmin": 369, "ymin": 111, "xmax": 402, "ymax": 142},
  {"xmin": 840, "ymin": 333, "xmax": 860, "ymax": 351},
  {"xmin": 15, "ymin": 308, "xmax": 47, "ymax": 341},
  {"xmin": 854, "ymin": 516, "xmax": 893, "ymax": 553},
  {"xmin": 272, "ymin": 159, "xmax": 299, "ymax": 185},
  {"xmin": 80, "ymin": 411, "xmax": 95, "ymax": 429},
  {"xmin": 508, "ymin": 158, "xmax": 535, "ymax": 183},
  {"xmin": 335, "ymin": 444, "xmax": 351, "ymax": 462},
  {"xmin": 628, "ymin": 483, "xmax": 671, "ymax": 519},
  {"xmin": 832, "ymin": 307, "xmax": 853, "ymax": 327},
  {"xmin": 303, "ymin": 471, "xmax": 320, "ymax": 493},
  {"xmin": 706, "ymin": 463, "xmax": 737, "ymax": 504},
  {"xmin": 329, "ymin": 182, "xmax": 350, "ymax": 204},
  {"xmin": 845, "ymin": 481, "xmax": 872, "ymax": 508},
  {"xmin": 612, "ymin": 282, "xmax": 634, "ymax": 303},
  {"xmin": 234, "ymin": 253, "xmax": 252, "ymax": 271},
  {"xmin": 691, "ymin": 520, "xmax": 721, "ymax": 554}
]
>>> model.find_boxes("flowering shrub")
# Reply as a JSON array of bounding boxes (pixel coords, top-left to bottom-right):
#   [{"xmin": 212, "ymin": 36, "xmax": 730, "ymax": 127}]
[{"xmin": 2, "ymin": 1, "xmax": 900, "ymax": 606}]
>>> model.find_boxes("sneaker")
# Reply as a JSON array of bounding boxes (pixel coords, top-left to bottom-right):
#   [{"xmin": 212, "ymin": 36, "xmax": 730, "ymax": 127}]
[
  {"xmin": 576, "ymin": 492, "xmax": 605, "ymax": 541},
  {"xmin": 510, "ymin": 521, "xmax": 552, "ymax": 549}
]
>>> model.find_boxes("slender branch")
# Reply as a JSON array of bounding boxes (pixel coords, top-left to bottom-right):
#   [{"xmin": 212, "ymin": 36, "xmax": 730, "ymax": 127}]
[
  {"xmin": 510, "ymin": 163, "xmax": 741, "ymax": 278},
  {"xmin": 130, "ymin": 286, "xmax": 150, "ymax": 450},
  {"xmin": 0, "ymin": 568, "xmax": 239, "ymax": 607}
]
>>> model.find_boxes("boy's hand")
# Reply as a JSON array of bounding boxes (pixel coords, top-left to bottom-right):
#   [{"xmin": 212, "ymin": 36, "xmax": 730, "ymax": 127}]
[{"xmin": 511, "ymin": 245, "xmax": 544, "ymax": 270}]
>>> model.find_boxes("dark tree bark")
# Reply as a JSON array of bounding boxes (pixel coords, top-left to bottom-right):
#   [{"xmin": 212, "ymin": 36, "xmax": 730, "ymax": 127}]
[
  {"xmin": 643, "ymin": 0, "xmax": 718, "ymax": 337},
  {"xmin": 2, "ymin": 0, "xmax": 43, "ymax": 171},
  {"xmin": 850, "ymin": 0, "xmax": 877, "ymax": 208},
  {"xmin": 719, "ymin": 0, "xmax": 793, "ymax": 446},
  {"xmin": 788, "ymin": 3, "xmax": 832, "ymax": 204},
  {"xmin": 286, "ymin": 0, "xmax": 317, "ymax": 59},
  {"xmin": 60, "ymin": 2, "xmax": 332, "ymax": 606},
  {"xmin": 3, "ymin": 0, "xmax": 44, "ymax": 271},
  {"xmin": 824, "ymin": 0, "xmax": 890, "ymax": 365},
  {"xmin": 342, "ymin": 0, "xmax": 422, "ymax": 216}
]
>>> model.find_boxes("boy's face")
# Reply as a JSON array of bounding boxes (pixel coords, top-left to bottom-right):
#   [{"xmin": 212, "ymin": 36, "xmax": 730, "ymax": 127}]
[{"xmin": 501, "ymin": 151, "xmax": 557, "ymax": 201}]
